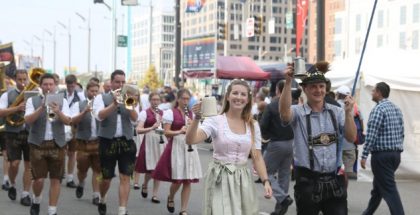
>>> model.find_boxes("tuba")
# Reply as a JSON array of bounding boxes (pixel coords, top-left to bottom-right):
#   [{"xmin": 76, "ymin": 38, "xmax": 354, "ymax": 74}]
[{"xmin": 6, "ymin": 67, "xmax": 45, "ymax": 126}]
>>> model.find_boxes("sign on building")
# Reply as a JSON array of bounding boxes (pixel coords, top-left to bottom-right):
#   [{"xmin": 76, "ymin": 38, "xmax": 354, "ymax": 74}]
[
  {"xmin": 182, "ymin": 35, "xmax": 216, "ymax": 78},
  {"xmin": 246, "ymin": 17, "xmax": 255, "ymax": 38}
]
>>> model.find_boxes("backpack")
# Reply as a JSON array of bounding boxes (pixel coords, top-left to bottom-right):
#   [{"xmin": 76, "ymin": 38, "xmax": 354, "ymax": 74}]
[{"xmin": 354, "ymin": 106, "xmax": 365, "ymax": 145}]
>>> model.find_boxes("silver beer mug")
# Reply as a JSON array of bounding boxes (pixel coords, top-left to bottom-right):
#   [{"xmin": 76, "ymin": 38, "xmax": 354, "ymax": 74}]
[{"xmin": 293, "ymin": 57, "xmax": 307, "ymax": 79}]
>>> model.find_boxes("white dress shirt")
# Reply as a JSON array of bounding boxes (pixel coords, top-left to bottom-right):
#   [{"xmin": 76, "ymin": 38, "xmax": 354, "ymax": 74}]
[
  {"xmin": 72, "ymin": 101, "xmax": 97, "ymax": 139},
  {"xmin": 93, "ymin": 94, "xmax": 140, "ymax": 138},
  {"xmin": 25, "ymin": 96, "xmax": 71, "ymax": 140}
]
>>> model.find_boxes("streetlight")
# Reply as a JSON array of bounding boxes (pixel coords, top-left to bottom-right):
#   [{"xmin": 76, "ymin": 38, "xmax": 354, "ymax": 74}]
[
  {"xmin": 75, "ymin": 10, "xmax": 92, "ymax": 73},
  {"xmin": 44, "ymin": 28, "xmax": 56, "ymax": 72},
  {"xmin": 22, "ymin": 40, "xmax": 33, "ymax": 57},
  {"xmin": 58, "ymin": 20, "xmax": 72, "ymax": 74}
]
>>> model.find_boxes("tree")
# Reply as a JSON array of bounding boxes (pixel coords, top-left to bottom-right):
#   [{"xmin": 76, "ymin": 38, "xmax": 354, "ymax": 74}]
[{"xmin": 138, "ymin": 64, "xmax": 162, "ymax": 90}]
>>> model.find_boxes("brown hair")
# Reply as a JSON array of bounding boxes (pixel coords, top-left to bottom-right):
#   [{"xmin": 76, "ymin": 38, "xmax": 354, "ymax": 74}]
[
  {"xmin": 148, "ymin": 91, "xmax": 161, "ymax": 101},
  {"xmin": 221, "ymin": 79, "xmax": 258, "ymax": 158},
  {"xmin": 86, "ymin": 82, "xmax": 100, "ymax": 90}
]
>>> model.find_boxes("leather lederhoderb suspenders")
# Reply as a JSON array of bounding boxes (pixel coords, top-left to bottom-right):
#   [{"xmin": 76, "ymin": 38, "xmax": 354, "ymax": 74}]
[{"xmin": 305, "ymin": 109, "xmax": 339, "ymax": 171}]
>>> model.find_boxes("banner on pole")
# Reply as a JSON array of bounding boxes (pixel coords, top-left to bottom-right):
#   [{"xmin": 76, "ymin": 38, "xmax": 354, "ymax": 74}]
[{"xmin": 296, "ymin": 0, "xmax": 309, "ymax": 56}]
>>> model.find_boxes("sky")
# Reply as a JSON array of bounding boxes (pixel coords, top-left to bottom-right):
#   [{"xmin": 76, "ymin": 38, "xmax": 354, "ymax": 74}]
[{"xmin": 0, "ymin": 0, "xmax": 173, "ymax": 78}]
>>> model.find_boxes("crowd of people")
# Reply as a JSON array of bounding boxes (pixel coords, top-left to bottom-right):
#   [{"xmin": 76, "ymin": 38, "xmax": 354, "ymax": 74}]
[{"xmin": 0, "ymin": 62, "xmax": 406, "ymax": 215}]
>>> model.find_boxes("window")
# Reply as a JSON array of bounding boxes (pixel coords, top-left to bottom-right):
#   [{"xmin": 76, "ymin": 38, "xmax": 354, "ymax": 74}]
[
  {"xmin": 248, "ymin": 45, "xmax": 256, "ymax": 50},
  {"xmin": 400, "ymin": 6, "xmax": 407, "ymax": 25},
  {"xmin": 377, "ymin": 35, "xmax": 383, "ymax": 47},
  {"xmin": 413, "ymin": 4, "xmax": 420, "ymax": 23},
  {"xmin": 399, "ymin": 32, "xmax": 406, "ymax": 49},
  {"xmin": 335, "ymin": 18, "xmax": 342, "ymax": 34},
  {"xmin": 356, "ymin": 14, "xmax": 361, "ymax": 31},
  {"xmin": 377, "ymin": 10, "xmax": 384, "ymax": 28},
  {"xmin": 270, "ymin": 36, "xmax": 277, "ymax": 43},
  {"xmin": 334, "ymin": 41, "xmax": 341, "ymax": 57},
  {"xmin": 412, "ymin": 31, "xmax": 419, "ymax": 49}
]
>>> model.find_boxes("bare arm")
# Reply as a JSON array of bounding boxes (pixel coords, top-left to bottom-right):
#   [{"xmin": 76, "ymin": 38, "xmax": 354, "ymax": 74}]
[
  {"xmin": 279, "ymin": 65, "xmax": 294, "ymax": 123},
  {"xmin": 71, "ymin": 108, "xmax": 89, "ymax": 125},
  {"xmin": 128, "ymin": 108, "xmax": 138, "ymax": 122},
  {"xmin": 98, "ymin": 102, "xmax": 118, "ymax": 120},
  {"xmin": 136, "ymin": 121, "xmax": 158, "ymax": 134},
  {"xmin": 0, "ymin": 103, "xmax": 25, "ymax": 117},
  {"xmin": 163, "ymin": 123, "xmax": 184, "ymax": 138},
  {"xmin": 24, "ymin": 106, "xmax": 45, "ymax": 125},
  {"xmin": 252, "ymin": 150, "xmax": 273, "ymax": 198},
  {"xmin": 343, "ymin": 96, "xmax": 357, "ymax": 142}
]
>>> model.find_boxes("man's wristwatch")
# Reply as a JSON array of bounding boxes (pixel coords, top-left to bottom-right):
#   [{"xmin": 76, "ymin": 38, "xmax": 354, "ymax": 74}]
[{"xmin": 262, "ymin": 179, "xmax": 271, "ymax": 186}]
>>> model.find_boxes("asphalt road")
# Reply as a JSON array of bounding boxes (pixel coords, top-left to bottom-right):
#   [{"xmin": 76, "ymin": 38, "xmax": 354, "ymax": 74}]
[{"xmin": 0, "ymin": 143, "xmax": 419, "ymax": 215}]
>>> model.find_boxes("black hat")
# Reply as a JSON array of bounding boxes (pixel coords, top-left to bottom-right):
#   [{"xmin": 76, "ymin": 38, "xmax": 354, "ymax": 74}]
[{"xmin": 300, "ymin": 61, "xmax": 330, "ymax": 86}]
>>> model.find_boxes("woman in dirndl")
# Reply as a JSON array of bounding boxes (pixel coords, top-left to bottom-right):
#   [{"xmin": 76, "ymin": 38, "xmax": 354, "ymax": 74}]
[
  {"xmin": 134, "ymin": 92, "xmax": 167, "ymax": 203},
  {"xmin": 152, "ymin": 89, "xmax": 202, "ymax": 215},
  {"xmin": 186, "ymin": 79, "xmax": 273, "ymax": 215}
]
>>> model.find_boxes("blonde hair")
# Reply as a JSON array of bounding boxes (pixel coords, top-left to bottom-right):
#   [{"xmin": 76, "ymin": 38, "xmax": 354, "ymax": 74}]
[{"xmin": 221, "ymin": 79, "xmax": 258, "ymax": 159}]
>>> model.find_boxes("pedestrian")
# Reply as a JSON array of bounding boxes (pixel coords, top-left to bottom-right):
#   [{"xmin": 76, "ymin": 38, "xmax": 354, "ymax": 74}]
[
  {"xmin": 279, "ymin": 62, "xmax": 357, "ymax": 215},
  {"xmin": 186, "ymin": 79, "xmax": 273, "ymax": 215},
  {"xmin": 93, "ymin": 70, "xmax": 139, "ymax": 215},
  {"xmin": 24, "ymin": 73, "xmax": 72, "ymax": 215},
  {"xmin": 70, "ymin": 82, "xmax": 101, "ymax": 205},
  {"xmin": 152, "ymin": 89, "xmax": 202, "ymax": 215},
  {"xmin": 260, "ymin": 80, "xmax": 294, "ymax": 215},
  {"xmin": 134, "ymin": 92, "xmax": 167, "ymax": 204},
  {"xmin": 0, "ymin": 69, "xmax": 32, "ymax": 206},
  {"xmin": 361, "ymin": 82, "xmax": 405, "ymax": 215}
]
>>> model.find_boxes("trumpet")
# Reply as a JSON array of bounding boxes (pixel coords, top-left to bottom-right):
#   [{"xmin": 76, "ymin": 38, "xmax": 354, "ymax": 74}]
[
  {"xmin": 184, "ymin": 106, "xmax": 194, "ymax": 152},
  {"xmin": 45, "ymin": 91, "xmax": 57, "ymax": 122},
  {"xmin": 124, "ymin": 96, "xmax": 138, "ymax": 110},
  {"xmin": 154, "ymin": 107, "xmax": 165, "ymax": 144},
  {"xmin": 111, "ymin": 85, "xmax": 139, "ymax": 109},
  {"xmin": 86, "ymin": 96, "xmax": 95, "ymax": 117},
  {"xmin": 111, "ymin": 88, "xmax": 124, "ymax": 104}
]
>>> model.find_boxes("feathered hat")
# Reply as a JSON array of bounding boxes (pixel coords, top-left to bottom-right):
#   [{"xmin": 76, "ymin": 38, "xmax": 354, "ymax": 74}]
[{"xmin": 300, "ymin": 61, "xmax": 330, "ymax": 85}]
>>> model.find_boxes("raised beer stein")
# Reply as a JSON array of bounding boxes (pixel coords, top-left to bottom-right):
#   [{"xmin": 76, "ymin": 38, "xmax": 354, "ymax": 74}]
[
  {"xmin": 201, "ymin": 96, "xmax": 218, "ymax": 117},
  {"xmin": 293, "ymin": 57, "xmax": 307, "ymax": 79}
]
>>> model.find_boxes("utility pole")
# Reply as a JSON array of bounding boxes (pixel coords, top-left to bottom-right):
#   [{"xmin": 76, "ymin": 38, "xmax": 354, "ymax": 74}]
[
  {"xmin": 317, "ymin": 0, "xmax": 325, "ymax": 61},
  {"xmin": 174, "ymin": 0, "xmax": 181, "ymax": 88}
]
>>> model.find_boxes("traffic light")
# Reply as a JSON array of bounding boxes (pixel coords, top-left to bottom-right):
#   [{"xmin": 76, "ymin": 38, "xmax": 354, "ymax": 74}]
[
  {"xmin": 217, "ymin": 22, "xmax": 227, "ymax": 40},
  {"xmin": 254, "ymin": 15, "xmax": 262, "ymax": 35},
  {"xmin": 94, "ymin": 0, "xmax": 104, "ymax": 3}
]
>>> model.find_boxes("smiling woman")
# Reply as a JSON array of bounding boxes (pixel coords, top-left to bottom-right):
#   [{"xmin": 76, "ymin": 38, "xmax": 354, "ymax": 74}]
[{"xmin": 185, "ymin": 79, "xmax": 273, "ymax": 215}]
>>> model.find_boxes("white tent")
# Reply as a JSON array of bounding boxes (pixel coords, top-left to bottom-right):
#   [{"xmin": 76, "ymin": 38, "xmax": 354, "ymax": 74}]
[{"xmin": 327, "ymin": 48, "xmax": 420, "ymax": 180}]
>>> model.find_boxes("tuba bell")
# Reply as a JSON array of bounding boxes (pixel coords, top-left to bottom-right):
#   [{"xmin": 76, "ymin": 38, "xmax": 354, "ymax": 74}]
[{"xmin": 6, "ymin": 67, "xmax": 45, "ymax": 126}]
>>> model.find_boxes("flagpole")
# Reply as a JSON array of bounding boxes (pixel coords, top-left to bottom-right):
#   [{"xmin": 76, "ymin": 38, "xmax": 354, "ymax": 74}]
[{"xmin": 351, "ymin": 0, "xmax": 379, "ymax": 96}]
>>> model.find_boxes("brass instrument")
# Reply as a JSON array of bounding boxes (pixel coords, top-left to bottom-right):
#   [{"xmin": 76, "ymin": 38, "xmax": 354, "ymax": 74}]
[
  {"xmin": 111, "ymin": 84, "xmax": 139, "ymax": 109},
  {"xmin": 45, "ymin": 91, "xmax": 57, "ymax": 122},
  {"xmin": 111, "ymin": 88, "xmax": 124, "ymax": 104},
  {"xmin": 86, "ymin": 96, "xmax": 95, "ymax": 117},
  {"xmin": 6, "ymin": 67, "xmax": 45, "ymax": 126},
  {"xmin": 154, "ymin": 107, "xmax": 165, "ymax": 144},
  {"xmin": 124, "ymin": 96, "xmax": 138, "ymax": 110},
  {"xmin": 184, "ymin": 106, "xmax": 194, "ymax": 152}
]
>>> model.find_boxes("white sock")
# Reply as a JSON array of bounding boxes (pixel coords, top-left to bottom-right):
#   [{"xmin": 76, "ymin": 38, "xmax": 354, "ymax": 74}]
[
  {"xmin": 118, "ymin": 207, "xmax": 127, "ymax": 215},
  {"xmin": 100, "ymin": 196, "xmax": 106, "ymax": 203},
  {"xmin": 48, "ymin": 206, "xmax": 57, "ymax": 215},
  {"xmin": 66, "ymin": 174, "xmax": 74, "ymax": 182},
  {"xmin": 3, "ymin": 175, "xmax": 9, "ymax": 184},
  {"xmin": 33, "ymin": 195, "xmax": 42, "ymax": 204},
  {"xmin": 22, "ymin": 191, "xmax": 30, "ymax": 198},
  {"xmin": 93, "ymin": 192, "xmax": 100, "ymax": 198}
]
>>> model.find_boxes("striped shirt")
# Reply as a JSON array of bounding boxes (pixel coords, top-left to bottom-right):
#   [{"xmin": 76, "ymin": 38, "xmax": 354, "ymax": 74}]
[{"xmin": 362, "ymin": 99, "xmax": 404, "ymax": 159}]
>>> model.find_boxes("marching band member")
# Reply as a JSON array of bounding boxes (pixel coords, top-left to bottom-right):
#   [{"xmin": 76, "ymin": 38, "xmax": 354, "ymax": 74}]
[
  {"xmin": 93, "ymin": 70, "xmax": 139, "ymax": 215},
  {"xmin": 134, "ymin": 92, "xmax": 167, "ymax": 203},
  {"xmin": 152, "ymin": 89, "xmax": 202, "ymax": 215},
  {"xmin": 60, "ymin": 74, "xmax": 86, "ymax": 188},
  {"xmin": 0, "ymin": 69, "xmax": 32, "ymax": 206},
  {"xmin": 24, "ymin": 73, "xmax": 72, "ymax": 215},
  {"xmin": 70, "ymin": 82, "xmax": 101, "ymax": 205}
]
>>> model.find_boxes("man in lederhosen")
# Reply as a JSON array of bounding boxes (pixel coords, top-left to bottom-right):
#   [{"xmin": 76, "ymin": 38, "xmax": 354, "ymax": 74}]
[
  {"xmin": 93, "ymin": 70, "xmax": 139, "ymax": 215},
  {"xmin": 70, "ymin": 81, "xmax": 101, "ymax": 205},
  {"xmin": 60, "ymin": 74, "xmax": 86, "ymax": 188},
  {"xmin": 25, "ymin": 73, "xmax": 72, "ymax": 215},
  {"xmin": 0, "ymin": 69, "xmax": 32, "ymax": 206},
  {"xmin": 279, "ymin": 62, "xmax": 357, "ymax": 215}
]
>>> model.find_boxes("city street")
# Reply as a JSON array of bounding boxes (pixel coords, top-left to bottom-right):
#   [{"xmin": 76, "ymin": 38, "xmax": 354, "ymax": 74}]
[{"xmin": 0, "ymin": 143, "xmax": 419, "ymax": 215}]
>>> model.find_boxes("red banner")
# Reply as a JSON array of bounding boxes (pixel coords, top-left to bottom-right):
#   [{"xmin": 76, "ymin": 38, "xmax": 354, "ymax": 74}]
[{"xmin": 296, "ymin": 0, "xmax": 309, "ymax": 57}]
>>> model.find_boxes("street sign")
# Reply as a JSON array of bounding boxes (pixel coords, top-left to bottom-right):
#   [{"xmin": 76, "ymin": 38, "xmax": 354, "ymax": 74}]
[
  {"xmin": 268, "ymin": 18, "xmax": 275, "ymax": 34},
  {"xmin": 246, "ymin": 17, "xmax": 255, "ymax": 38},
  {"xmin": 118, "ymin": 35, "xmax": 128, "ymax": 47},
  {"xmin": 286, "ymin": 12, "xmax": 293, "ymax": 29}
]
